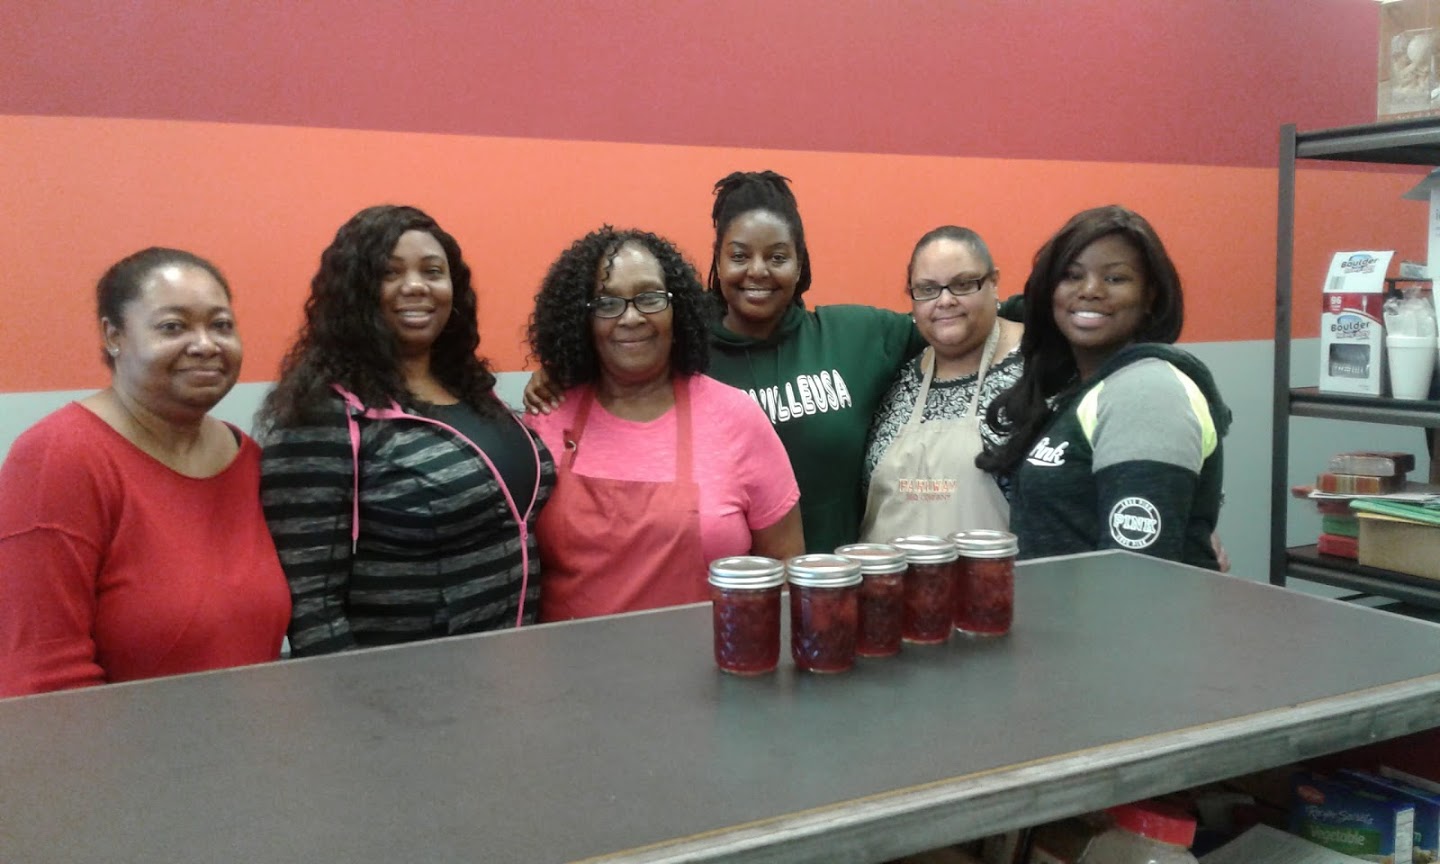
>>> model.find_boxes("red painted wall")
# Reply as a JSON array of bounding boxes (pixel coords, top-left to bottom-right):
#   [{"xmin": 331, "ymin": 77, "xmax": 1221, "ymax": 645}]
[
  {"xmin": 1, "ymin": 0, "xmax": 1380, "ymax": 166},
  {"xmin": 0, "ymin": 1, "xmax": 1423, "ymax": 392}
]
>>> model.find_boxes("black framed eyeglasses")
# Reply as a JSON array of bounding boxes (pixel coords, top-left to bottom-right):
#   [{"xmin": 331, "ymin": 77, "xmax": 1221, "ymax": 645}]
[
  {"xmin": 907, "ymin": 272, "xmax": 995, "ymax": 301},
  {"xmin": 588, "ymin": 291, "xmax": 673, "ymax": 319}
]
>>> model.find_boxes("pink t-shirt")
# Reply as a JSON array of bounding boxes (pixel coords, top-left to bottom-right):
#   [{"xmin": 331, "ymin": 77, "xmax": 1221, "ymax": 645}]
[{"xmin": 528, "ymin": 374, "xmax": 799, "ymax": 564}]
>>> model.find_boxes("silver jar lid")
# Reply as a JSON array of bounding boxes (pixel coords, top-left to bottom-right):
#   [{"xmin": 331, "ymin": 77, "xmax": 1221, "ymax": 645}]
[
  {"xmin": 948, "ymin": 529, "xmax": 1019, "ymax": 559},
  {"xmin": 889, "ymin": 534, "xmax": 959, "ymax": 564},
  {"xmin": 785, "ymin": 554, "xmax": 862, "ymax": 588},
  {"xmin": 833, "ymin": 543, "xmax": 907, "ymax": 575},
  {"xmin": 708, "ymin": 556, "xmax": 786, "ymax": 589}
]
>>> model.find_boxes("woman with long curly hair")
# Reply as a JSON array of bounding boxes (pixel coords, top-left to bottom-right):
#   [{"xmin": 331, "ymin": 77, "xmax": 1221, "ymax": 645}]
[
  {"xmin": 978, "ymin": 205, "xmax": 1231, "ymax": 568},
  {"xmin": 258, "ymin": 205, "xmax": 553, "ymax": 656},
  {"xmin": 527, "ymin": 227, "xmax": 801, "ymax": 621}
]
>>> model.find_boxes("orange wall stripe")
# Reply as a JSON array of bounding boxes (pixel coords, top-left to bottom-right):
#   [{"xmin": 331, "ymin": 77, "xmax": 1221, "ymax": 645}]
[{"xmin": 0, "ymin": 114, "xmax": 1425, "ymax": 393}]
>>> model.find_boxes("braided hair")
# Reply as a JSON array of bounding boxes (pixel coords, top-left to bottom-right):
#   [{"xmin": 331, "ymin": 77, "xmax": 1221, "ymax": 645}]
[{"xmin": 707, "ymin": 170, "xmax": 812, "ymax": 309}]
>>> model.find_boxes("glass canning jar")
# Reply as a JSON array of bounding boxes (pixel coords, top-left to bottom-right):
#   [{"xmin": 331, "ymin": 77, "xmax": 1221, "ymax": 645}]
[
  {"xmin": 707, "ymin": 556, "xmax": 786, "ymax": 675},
  {"xmin": 834, "ymin": 543, "xmax": 907, "ymax": 657},
  {"xmin": 949, "ymin": 529, "xmax": 1018, "ymax": 637},
  {"xmin": 889, "ymin": 535, "xmax": 958, "ymax": 644},
  {"xmin": 1080, "ymin": 801, "xmax": 1199, "ymax": 864},
  {"xmin": 786, "ymin": 554, "xmax": 862, "ymax": 673}
]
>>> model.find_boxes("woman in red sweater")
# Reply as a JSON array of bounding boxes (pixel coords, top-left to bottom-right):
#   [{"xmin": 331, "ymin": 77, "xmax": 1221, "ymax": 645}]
[{"xmin": 0, "ymin": 248, "xmax": 290, "ymax": 697}]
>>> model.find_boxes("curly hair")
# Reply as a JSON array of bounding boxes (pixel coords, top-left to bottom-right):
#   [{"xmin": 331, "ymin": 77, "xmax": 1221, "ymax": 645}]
[
  {"xmin": 979, "ymin": 205, "xmax": 1185, "ymax": 475},
  {"xmin": 96, "ymin": 247, "xmax": 231, "ymax": 369},
  {"xmin": 528, "ymin": 227, "xmax": 712, "ymax": 389},
  {"xmin": 258, "ymin": 204, "xmax": 500, "ymax": 429},
  {"xmin": 707, "ymin": 170, "xmax": 813, "ymax": 310}
]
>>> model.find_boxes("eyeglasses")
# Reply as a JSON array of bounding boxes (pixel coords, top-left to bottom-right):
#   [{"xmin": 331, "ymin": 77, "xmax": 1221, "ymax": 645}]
[
  {"xmin": 907, "ymin": 273, "xmax": 995, "ymax": 302},
  {"xmin": 589, "ymin": 291, "xmax": 673, "ymax": 319}
]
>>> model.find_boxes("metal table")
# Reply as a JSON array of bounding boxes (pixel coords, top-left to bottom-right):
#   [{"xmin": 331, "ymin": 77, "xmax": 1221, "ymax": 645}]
[{"xmin": 5, "ymin": 551, "xmax": 1440, "ymax": 864}]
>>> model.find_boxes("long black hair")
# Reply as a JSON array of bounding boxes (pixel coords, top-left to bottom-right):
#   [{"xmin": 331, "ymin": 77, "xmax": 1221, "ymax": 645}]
[
  {"xmin": 707, "ymin": 170, "xmax": 812, "ymax": 309},
  {"xmin": 528, "ymin": 227, "xmax": 711, "ymax": 389},
  {"xmin": 978, "ymin": 205, "xmax": 1184, "ymax": 474},
  {"xmin": 259, "ymin": 204, "xmax": 500, "ymax": 428}
]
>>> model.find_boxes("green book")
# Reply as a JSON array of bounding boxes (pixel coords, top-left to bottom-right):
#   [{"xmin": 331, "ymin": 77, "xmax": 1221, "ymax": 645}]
[
  {"xmin": 1321, "ymin": 515, "xmax": 1360, "ymax": 537},
  {"xmin": 1350, "ymin": 499, "xmax": 1440, "ymax": 527}
]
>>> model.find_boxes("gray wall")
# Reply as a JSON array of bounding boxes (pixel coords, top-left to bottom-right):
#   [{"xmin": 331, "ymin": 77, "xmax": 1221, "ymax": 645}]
[{"xmin": 1, "ymin": 339, "xmax": 1424, "ymax": 591}]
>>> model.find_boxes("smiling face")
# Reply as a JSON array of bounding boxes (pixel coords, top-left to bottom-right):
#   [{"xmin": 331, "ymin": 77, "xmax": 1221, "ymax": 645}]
[
  {"xmin": 380, "ymin": 230, "xmax": 453, "ymax": 359},
  {"xmin": 592, "ymin": 242, "xmax": 673, "ymax": 387},
  {"xmin": 104, "ymin": 264, "xmax": 242, "ymax": 417},
  {"xmin": 909, "ymin": 237, "xmax": 998, "ymax": 364},
  {"xmin": 715, "ymin": 209, "xmax": 801, "ymax": 338},
  {"xmin": 1051, "ymin": 233, "xmax": 1153, "ymax": 380}
]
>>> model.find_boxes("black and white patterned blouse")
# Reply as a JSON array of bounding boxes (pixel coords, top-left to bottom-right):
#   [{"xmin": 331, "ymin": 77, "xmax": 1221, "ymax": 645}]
[{"xmin": 861, "ymin": 348, "xmax": 1024, "ymax": 493}]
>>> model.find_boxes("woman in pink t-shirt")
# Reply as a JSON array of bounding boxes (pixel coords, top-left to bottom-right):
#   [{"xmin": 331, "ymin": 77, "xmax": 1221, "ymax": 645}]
[{"xmin": 527, "ymin": 227, "xmax": 803, "ymax": 621}]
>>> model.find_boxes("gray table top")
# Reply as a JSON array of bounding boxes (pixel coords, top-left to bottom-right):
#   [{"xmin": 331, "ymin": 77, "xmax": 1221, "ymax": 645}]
[{"xmin": 4, "ymin": 552, "xmax": 1440, "ymax": 864}]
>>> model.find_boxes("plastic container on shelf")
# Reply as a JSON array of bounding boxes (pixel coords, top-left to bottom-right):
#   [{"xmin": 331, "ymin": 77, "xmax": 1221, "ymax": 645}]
[
  {"xmin": 707, "ymin": 556, "xmax": 786, "ymax": 675},
  {"xmin": 1079, "ymin": 801, "xmax": 1198, "ymax": 864},
  {"xmin": 949, "ymin": 529, "xmax": 1018, "ymax": 636},
  {"xmin": 834, "ymin": 543, "xmax": 907, "ymax": 657},
  {"xmin": 889, "ymin": 535, "xmax": 958, "ymax": 644},
  {"xmin": 786, "ymin": 554, "xmax": 862, "ymax": 673}
]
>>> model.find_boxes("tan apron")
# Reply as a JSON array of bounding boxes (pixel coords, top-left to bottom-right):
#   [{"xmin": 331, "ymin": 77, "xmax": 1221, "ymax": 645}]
[{"xmin": 859, "ymin": 325, "xmax": 1010, "ymax": 541}]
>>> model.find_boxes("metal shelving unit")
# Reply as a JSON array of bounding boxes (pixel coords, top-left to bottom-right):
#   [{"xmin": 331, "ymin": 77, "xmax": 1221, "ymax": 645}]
[{"xmin": 1271, "ymin": 118, "xmax": 1440, "ymax": 604}]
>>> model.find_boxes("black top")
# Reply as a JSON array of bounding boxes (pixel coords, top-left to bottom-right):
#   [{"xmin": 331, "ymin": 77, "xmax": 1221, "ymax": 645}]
[{"xmin": 424, "ymin": 400, "xmax": 539, "ymax": 505}]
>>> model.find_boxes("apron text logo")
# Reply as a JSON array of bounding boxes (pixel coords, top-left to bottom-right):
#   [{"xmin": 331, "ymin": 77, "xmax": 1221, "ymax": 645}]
[{"xmin": 898, "ymin": 478, "xmax": 957, "ymax": 501}]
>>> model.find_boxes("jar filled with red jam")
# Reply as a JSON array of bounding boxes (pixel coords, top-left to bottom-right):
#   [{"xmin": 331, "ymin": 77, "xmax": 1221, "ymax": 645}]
[
  {"xmin": 786, "ymin": 554, "xmax": 862, "ymax": 673},
  {"xmin": 890, "ymin": 535, "xmax": 959, "ymax": 645},
  {"xmin": 949, "ymin": 530, "xmax": 1018, "ymax": 637},
  {"xmin": 707, "ymin": 556, "xmax": 786, "ymax": 675},
  {"xmin": 834, "ymin": 543, "xmax": 907, "ymax": 658}
]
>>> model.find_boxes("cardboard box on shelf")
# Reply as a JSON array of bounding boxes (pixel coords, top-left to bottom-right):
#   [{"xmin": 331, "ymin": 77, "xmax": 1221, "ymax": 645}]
[
  {"xmin": 1200, "ymin": 823, "xmax": 1373, "ymax": 863},
  {"xmin": 1380, "ymin": 0, "xmax": 1440, "ymax": 119},
  {"xmin": 1289, "ymin": 772, "xmax": 1414, "ymax": 864},
  {"xmin": 1319, "ymin": 251, "xmax": 1393, "ymax": 395},
  {"xmin": 1357, "ymin": 512, "xmax": 1440, "ymax": 580}
]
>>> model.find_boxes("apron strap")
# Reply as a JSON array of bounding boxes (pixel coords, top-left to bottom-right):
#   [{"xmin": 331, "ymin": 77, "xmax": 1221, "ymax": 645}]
[
  {"xmin": 903, "ymin": 322, "xmax": 1001, "ymax": 431},
  {"xmin": 967, "ymin": 322, "xmax": 1001, "ymax": 418},
  {"xmin": 562, "ymin": 376, "xmax": 693, "ymax": 483},
  {"xmin": 673, "ymin": 376, "xmax": 694, "ymax": 485}
]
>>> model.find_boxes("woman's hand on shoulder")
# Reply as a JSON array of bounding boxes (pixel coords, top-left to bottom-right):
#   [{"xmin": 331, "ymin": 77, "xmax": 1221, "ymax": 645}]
[
  {"xmin": 523, "ymin": 368, "xmax": 564, "ymax": 415},
  {"xmin": 996, "ymin": 318, "xmax": 1024, "ymax": 357}
]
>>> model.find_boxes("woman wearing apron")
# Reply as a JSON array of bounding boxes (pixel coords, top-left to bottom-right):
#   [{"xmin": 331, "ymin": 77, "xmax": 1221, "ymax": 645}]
[
  {"xmin": 526, "ymin": 227, "xmax": 803, "ymax": 621},
  {"xmin": 861, "ymin": 226, "xmax": 1023, "ymax": 541}
]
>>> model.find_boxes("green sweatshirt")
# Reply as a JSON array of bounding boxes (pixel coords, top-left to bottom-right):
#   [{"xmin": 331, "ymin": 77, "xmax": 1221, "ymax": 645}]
[{"xmin": 709, "ymin": 304, "xmax": 924, "ymax": 553}]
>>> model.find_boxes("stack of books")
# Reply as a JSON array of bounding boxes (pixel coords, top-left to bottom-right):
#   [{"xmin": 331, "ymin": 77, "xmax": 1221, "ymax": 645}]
[{"xmin": 1313, "ymin": 452, "xmax": 1415, "ymax": 560}]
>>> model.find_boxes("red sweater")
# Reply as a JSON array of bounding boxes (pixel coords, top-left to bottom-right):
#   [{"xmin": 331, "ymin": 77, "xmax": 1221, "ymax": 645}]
[{"xmin": 0, "ymin": 404, "xmax": 290, "ymax": 697}]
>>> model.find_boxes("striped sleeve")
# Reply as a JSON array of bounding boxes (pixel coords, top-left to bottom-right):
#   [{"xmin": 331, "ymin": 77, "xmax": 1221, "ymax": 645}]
[{"xmin": 259, "ymin": 407, "xmax": 357, "ymax": 657}]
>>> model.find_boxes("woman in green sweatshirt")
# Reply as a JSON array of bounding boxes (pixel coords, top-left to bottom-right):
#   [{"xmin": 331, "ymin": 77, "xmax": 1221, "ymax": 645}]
[{"xmin": 703, "ymin": 171, "xmax": 925, "ymax": 552}]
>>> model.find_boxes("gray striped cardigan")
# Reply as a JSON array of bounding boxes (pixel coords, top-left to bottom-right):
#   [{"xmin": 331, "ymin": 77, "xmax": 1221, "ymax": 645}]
[{"xmin": 260, "ymin": 394, "xmax": 554, "ymax": 656}]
